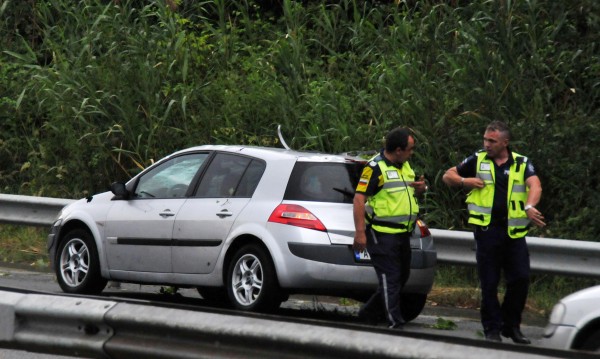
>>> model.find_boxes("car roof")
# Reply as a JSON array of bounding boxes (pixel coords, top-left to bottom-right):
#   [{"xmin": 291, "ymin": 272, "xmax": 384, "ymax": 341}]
[{"xmin": 171, "ymin": 145, "xmax": 367, "ymax": 164}]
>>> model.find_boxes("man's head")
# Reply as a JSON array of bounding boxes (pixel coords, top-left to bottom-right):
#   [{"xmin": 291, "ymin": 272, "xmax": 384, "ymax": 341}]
[
  {"xmin": 384, "ymin": 127, "xmax": 415, "ymax": 165},
  {"xmin": 483, "ymin": 121, "xmax": 510, "ymax": 159}
]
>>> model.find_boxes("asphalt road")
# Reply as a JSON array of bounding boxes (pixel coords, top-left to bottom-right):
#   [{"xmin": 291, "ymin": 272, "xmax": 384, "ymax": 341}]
[{"xmin": 0, "ymin": 263, "xmax": 548, "ymax": 358}]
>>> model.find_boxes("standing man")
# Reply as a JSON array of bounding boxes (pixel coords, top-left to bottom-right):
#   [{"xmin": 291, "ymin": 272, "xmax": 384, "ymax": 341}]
[
  {"xmin": 353, "ymin": 126, "xmax": 427, "ymax": 328},
  {"xmin": 442, "ymin": 121, "xmax": 545, "ymax": 343}
]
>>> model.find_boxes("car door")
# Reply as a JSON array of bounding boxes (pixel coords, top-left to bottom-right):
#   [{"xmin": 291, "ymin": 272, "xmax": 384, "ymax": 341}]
[
  {"xmin": 104, "ymin": 152, "xmax": 209, "ymax": 273},
  {"xmin": 172, "ymin": 153, "xmax": 265, "ymax": 274}
]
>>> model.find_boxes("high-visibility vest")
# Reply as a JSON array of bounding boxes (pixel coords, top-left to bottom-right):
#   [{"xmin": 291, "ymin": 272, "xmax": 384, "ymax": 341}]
[
  {"xmin": 365, "ymin": 155, "xmax": 419, "ymax": 234},
  {"xmin": 466, "ymin": 151, "xmax": 530, "ymax": 238}
]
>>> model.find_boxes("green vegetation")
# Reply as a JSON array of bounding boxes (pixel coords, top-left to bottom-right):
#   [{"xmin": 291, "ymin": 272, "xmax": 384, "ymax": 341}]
[
  {"xmin": 431, "ymin": 317, "xmax": 457, "ymax": 330},
  {"xmin": 1, "ymin": 0, "xmax": 598, "ymax": 313},
  {"xmin": 432, "ymin": 264, "xmax": 599, "ymax": 318},
  {"xmin": 0, "ymin": 225, "xmax": 49, "ymax": 269}
]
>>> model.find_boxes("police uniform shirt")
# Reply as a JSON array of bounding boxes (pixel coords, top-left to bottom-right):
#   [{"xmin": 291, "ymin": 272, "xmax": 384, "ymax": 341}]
[
  {"xmin": 456, "ymin": 149, "xmax": 537, "ymax": 225},
  {"xmin": 355, "ymin": 150, "xmax": 398, "ymax": 196}
]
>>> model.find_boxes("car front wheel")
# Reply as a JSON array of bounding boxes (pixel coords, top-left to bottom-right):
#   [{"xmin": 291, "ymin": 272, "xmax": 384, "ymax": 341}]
[
  {"xmin": 226, "ymin": 244, "xmax": 281, "ymax": 312},
  {"xmin": 56, "ymin": 229, "xmax": 107, "ymax": 294},
  {"xmin": 580, "ymin": 330, "xmax": 600, "ymax": 352}
]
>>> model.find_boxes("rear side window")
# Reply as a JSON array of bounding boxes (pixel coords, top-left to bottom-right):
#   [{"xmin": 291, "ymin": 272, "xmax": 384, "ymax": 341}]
[
  {"xmin": 284, "ymin": 162, "xmax": 362, "ymax": 204},
  {"xmin": 195, "ymin": 153, "xmax": 265, "ymax": 198},
  {"xmin": 236, "ymin": 160, "xmax": 266, "ymax": 197}
]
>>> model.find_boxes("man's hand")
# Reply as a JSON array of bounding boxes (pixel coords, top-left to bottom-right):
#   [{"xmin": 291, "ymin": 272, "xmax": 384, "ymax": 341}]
[
  {"xmin": 526, "ymin": 206, "xmax": 546, "ymax": 227},
  {"xmin": 353, "ymin": 231, "xmax": 367, "ymax": 252},
  {"xmin": 410, "ymin": 175, "xmax": 428, "ymax": 194},
  {"xmin": 464, "ymin": 177, "xmax": 485, "ymax": 189}
]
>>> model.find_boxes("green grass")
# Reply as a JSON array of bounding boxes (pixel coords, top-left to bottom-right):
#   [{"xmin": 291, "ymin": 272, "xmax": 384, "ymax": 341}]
[
  {"xmin": 0, "ymin": 224, "xmax": 49, "ymax": 270},
  {"xmin": 432, "ymin": 264, "xmax": 600, "ymax": 319}
]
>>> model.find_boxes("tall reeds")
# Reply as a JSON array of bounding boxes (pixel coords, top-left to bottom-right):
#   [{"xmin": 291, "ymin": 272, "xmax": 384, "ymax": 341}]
[{"xmin": 0, "ymin": 0, "xmax": 598, "ymax": 240}]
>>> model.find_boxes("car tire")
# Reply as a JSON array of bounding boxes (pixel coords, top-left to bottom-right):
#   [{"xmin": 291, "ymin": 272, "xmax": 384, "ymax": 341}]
[
  {"xmin": 401, "ymin": 293, "xmax": 427, "ymax": 322},
  {"xmin": 56, "ymin": 229, "xmax": 107, "ymax": 294},
  {"xmin": 226, "ymin": 244, "xmax": 281, "ymax": 312},
  {"xmin": 580, "ymin": 330, "xmax": 600, "ymax": 352}
]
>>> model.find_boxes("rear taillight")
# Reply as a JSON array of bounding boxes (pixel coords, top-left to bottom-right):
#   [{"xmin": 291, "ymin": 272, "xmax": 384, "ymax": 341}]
[
  {"xmin": 416, "ymin": 219, "xmax": 430, "ymax": 237},
  {"xmin": 268, "ymin": 204, "xmax": 327, "ymax": 232}
]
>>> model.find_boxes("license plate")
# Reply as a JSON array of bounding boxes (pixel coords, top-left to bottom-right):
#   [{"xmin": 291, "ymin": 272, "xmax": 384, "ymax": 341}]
[{"xmin": 354, "ymin": 249, "xmax": 371, "ymax": 262}]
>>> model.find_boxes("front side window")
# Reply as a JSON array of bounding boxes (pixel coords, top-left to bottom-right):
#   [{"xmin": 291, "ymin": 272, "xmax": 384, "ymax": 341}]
[{"xmin": 134, "ymin": 153, "xmax": 209, "ymax": 199}]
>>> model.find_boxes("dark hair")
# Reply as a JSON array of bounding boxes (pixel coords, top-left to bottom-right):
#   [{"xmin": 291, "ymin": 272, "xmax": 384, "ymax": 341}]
[
  {"xmin": 385, "ymin": 127, "xmax": 413, "ymax": 152},
  {"xmin": 486, "ymin": 121, "xmax": 511, "ymax": 140}
]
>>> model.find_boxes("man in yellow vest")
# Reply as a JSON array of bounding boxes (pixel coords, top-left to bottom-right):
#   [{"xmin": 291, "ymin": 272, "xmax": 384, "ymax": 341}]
[
  {"xmin": 443, "ymin": 121, "xmax": 545, "ymax": 343},
  {"xmin": 353, "ymin": 126, "xmax": 427, "ymax": 328}
]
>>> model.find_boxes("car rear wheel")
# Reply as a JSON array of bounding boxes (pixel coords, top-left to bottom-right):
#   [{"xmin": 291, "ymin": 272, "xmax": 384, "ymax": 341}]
[
  {"xmin": 226, "ymin": 244, "xmax": 281, "ymax": 312},
  {"xmin": 401, "ymin": 293, "xmax": 427, "ymax": 322},
  {"xmin": 56, "ymin": 229, "xmax": 107, "ymax": 294}
]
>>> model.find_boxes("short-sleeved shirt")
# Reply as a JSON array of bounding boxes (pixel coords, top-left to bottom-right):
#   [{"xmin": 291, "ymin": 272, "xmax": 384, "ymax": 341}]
[
  {"xmin": 456, "ymin": 149, "xmax": 537, "ymax": 224},
  {"xmin": 355, "ymin": 150, "xmax": 397, "ymax": 197}
]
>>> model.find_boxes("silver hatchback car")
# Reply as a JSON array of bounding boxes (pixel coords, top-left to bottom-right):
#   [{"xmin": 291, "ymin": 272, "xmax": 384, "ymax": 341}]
[{"xmin": 47, "ymin": 145, "xmax": 436, "ymax": 320}]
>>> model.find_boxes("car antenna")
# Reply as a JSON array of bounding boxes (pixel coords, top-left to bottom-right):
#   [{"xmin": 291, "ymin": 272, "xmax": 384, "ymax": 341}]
[{"xmin": 277, "ymin": 124, "xmax": 292, "ymax": 150}]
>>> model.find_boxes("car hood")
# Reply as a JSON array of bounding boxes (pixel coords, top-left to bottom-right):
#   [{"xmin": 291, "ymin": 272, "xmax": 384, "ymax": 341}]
[
  {"xmin": 559, "ymin": 285, "xmax": 600, "ymax": 327},
  {"xmin": 61, "ymin": 191, "xmax": 115, "ymax": 216}
]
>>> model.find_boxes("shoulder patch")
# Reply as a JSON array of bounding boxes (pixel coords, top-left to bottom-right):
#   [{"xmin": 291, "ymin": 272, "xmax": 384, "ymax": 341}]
[{"xmin": 356, "ymin": 166, "xmax": 373, "ymax": 192}]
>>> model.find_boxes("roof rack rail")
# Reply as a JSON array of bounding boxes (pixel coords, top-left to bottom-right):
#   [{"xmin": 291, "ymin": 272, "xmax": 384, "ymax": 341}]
[{"xmin": 277, "ymin": 124, "xmax": 291, "ymax": 150}]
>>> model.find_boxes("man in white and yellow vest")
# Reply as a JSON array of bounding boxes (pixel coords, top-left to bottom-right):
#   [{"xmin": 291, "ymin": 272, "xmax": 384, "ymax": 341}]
[
  {"xmin": 443, "ymin": 121, "xmax": 545, "ymax": 344},
  {"xmin": 353, "ymin": 127, "xmax": 427, "ymax": 329}
]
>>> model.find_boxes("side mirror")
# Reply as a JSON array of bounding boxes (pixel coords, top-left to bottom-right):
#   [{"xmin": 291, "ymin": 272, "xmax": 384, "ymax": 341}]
[{"xmin": 110, "ymin": 182, "xmax": 130, "ymax": 200}]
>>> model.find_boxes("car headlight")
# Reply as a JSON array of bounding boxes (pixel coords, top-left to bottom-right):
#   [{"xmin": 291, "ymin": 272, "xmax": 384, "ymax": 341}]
[
  {"xmin": 543, "ymin": 302, "xmax": 566, "ymax": 337},
  {"xmin": 549, "ymin": 302, "xmax": 566, "ymax": 324}
]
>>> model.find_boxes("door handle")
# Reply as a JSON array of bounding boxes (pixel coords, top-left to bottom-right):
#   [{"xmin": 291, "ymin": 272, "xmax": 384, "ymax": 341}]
[
  {"xmin": 159, "ymin": 210, "xmax": 175, "ymax": 217},
  {"xmin": 216, "ymin": 210, "xmax": 233, "ymax": 218}
]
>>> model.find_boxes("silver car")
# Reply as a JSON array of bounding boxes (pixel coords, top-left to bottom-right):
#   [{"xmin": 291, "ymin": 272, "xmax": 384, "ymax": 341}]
[
  {"xmin": 47, "ymin": 145, "xmax": 436, "ymax": 320},
  {"xmin": 543, "ymin": 285, "xmax": 600, "ymax": 352}
]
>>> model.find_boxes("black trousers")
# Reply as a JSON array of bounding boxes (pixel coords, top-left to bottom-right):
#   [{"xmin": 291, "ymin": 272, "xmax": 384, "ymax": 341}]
[
  {"xmin": 474, "ymin": 225, "xmax": 530, "ymax": 334},
  {"xmin": 361, "ymin": 227, "xmax": 411, "ymax": 327}
]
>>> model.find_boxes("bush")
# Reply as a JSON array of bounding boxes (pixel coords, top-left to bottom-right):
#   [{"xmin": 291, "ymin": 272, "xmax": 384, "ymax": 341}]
[{"xmin": 0, "ymin": 0, "xmax": 597, "ymax": 241}]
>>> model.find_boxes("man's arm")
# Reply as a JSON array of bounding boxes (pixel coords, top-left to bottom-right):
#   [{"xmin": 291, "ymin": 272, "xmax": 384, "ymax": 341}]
[
  {"xmin": 525, "ymin": 175, "xmax": 545, "ymax": 227},
  {"xmin": 353, "ymin": 193, "xmax": 368, "ymax": 251},
  {"xmin": 442, "ymin": 166, "xmax": 484, "ymax": 189}
]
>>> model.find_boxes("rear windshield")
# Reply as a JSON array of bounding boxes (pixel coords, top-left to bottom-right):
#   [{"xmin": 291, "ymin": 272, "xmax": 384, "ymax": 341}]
[{"xmin": 284, "ymin": 162, "xmax": 363, "ymax": 204}]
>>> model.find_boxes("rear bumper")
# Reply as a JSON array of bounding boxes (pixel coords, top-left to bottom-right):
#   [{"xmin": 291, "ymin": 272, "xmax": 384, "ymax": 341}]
[
  {"xmin": 288, "ymin": 243, "xmax": 437, "ymax": 269},
  {"xmin": 281, "ymin": 242, "xmax": 436, "ymax": 295}
]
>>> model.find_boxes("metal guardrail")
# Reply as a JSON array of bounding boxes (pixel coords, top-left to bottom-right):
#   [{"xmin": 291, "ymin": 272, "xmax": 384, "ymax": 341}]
[
  {"xmin": 1, "ymin": 193, "xmax": 600, "ymax": 278},
  {"xmin": 0, "ymin": 194, "xmax": 75, "ymax": 227},
  {"xmin": 0, "ymin": 290, "xmax": 585, "ymax": 359},
  {"xmin": 431, "ymin": 229, "xmax": 600, "ymax": 278}
]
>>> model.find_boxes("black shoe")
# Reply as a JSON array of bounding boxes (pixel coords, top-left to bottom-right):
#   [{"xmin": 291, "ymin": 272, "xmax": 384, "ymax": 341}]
[
  {"xmin": 485, "ymin": 331, "xmax": 502, "ymax": 342},
  {"xmin": 388, "ymin": 322, "xmax": 404, "ymax": 330},
  {"xmin": 501, "ymin": 327, "xmax": 531, "ymax": 344}
]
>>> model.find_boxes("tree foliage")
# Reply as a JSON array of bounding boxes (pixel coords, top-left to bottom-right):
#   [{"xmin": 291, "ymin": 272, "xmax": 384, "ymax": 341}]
[{"xmin": 1, "ymin": 0, "xmax": 598, "ymax": 240}]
